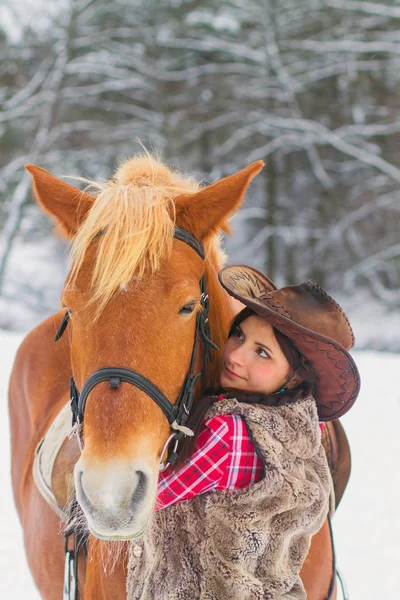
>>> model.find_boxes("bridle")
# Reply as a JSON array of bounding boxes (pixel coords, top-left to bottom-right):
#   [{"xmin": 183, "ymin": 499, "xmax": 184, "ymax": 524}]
[
  {"xmin": 59, "ymin": 226, "xmax": 218, "ymax": 599},
  {"xmin": 55, "ymin": 226, "xmax": 218, "ymax": 468}
]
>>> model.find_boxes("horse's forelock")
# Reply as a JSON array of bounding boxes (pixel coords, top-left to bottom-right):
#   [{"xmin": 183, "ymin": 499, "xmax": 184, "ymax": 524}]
[{"xmin": 67, "ymin": 156, "xmax": 201, "ymax": 319}]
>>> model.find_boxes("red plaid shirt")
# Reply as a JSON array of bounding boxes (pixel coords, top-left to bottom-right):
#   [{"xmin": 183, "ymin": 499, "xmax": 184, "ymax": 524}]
[
  {"xmin": 156, "ymin": 414, "xmax": 264, "ymax": 510},
  {"xmin": 156, "ymin": 411, "xmax": 325, "ymax": 511}
]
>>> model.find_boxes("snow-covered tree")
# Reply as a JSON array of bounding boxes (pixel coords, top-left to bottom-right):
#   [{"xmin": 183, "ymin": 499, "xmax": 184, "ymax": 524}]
[{"xmin": 0, "ymin": 0, "xmax": 399, "ymax": 336}]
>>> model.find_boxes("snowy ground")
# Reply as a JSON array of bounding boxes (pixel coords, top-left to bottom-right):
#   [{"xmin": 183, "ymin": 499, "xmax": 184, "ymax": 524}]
[{"xmin": 1, "ymin": 329, "xmax": 399, "ymax": 599}]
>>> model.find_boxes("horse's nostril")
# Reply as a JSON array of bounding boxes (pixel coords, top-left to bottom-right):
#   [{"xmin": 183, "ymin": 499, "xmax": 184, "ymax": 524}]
[
  {"xmin": 77, "ymin": 469, "xmax": 83, "ymax": 492},
  {"xmin": 135, "ymin": 470, "xmax": 147, "ymax": 496},
  {"xmin": 77, "ymin": 470, "xmax": 89, "ymax": 501},
  {"xmin": 129, "ymin": 470, "xmax": 147, "ymax": 510},
  {"xmin": 76, "ymin": 469, "xmax": 95, "ymax": 515}
]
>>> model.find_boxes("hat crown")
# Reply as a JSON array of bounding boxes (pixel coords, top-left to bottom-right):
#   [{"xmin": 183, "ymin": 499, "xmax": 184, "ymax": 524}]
[{"xmin": 260, "ymin": 281, "xmax": 355, "ymax": 351}]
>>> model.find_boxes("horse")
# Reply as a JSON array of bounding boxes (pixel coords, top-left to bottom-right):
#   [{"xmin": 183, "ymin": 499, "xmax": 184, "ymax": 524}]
[{"xmin": 8, "ymin": 155, "xmax": 336, "ymax": 599}]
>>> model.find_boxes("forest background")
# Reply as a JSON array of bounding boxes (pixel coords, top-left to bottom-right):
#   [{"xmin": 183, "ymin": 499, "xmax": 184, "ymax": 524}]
[{"xmin": 0, "ymin": 0, "xmax": 399, "ymax": 350}]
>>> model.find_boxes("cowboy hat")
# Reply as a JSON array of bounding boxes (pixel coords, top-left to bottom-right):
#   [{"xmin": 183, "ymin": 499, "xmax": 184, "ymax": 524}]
[{"xmin": 218, "ymin": 265, "xmax": 360, "ymax": 421}]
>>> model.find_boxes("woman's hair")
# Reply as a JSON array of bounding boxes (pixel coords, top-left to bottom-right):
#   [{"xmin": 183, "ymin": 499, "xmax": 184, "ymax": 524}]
[{"xmin": 174, "ymin": 308, "xmax": 318, "ymax": 469}]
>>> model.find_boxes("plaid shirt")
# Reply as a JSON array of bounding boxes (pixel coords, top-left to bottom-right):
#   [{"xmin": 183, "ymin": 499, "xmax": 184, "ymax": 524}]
[
  {"xmin": 156, "ymin": 413, "xmax": 264, "ymax": 510},
  {"xmin": 156, "ymin": 409, "xmax": 326, "ymax": 511}
]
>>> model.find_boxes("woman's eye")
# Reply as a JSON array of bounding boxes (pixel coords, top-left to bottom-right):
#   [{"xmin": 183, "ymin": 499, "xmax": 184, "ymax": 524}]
[
  {"xmin": 179, "ymin": 304, "xmax": 196, "ymax": 315},
  {"xmin": 234, "ymin": 327, "xmax": 243, "ymax": 339},
  {"xmin": 257, "ymin": 347, "xmax": 270, "ymax": 359}
]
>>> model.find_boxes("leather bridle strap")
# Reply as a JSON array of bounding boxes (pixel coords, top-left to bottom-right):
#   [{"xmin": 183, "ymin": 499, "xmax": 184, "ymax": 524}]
[
  {"xmin": 69, "ymin": 272, "xmax": 212, "ymax": 457},
  {"xmin": 61, "ymin": 227, "xmax": 215, "ymax": 600},
  {"xmin": 59, "ymin": 226, "xmax": 218, "ymax": 466},
  {"xmin": 174, "ymin": 226, "xmax": 205, "ymax": 260},
  {"xmin": 54, "ymin": 226, "xmax": 205, "ymax": 344},
  {"xmin": 73, "ymin": 368, "xmax": 177, "ymax": 426}
]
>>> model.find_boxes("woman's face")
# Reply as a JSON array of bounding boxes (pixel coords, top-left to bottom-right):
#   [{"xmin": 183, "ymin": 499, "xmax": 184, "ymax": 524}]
[{"xmin": 220, "ymin": 315, "xmax": 292, "ymax": 395}]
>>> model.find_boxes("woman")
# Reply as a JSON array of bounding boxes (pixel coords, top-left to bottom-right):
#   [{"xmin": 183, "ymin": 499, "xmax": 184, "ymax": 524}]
[{"xmin": 127, "ymin": 265, "xmax": 360, "ymax": 600}]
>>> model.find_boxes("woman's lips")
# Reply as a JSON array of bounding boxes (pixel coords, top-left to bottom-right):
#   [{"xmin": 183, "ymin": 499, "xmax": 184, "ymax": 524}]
[{"xmin": 223, "ymin": 366, "xmax": 244, "ymax": 380}]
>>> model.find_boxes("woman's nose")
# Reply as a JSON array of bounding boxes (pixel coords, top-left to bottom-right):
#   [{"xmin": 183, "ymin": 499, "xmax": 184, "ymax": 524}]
[{"xmin": 227, "ymin": 345, "xmax": 246, "ymax": 366}]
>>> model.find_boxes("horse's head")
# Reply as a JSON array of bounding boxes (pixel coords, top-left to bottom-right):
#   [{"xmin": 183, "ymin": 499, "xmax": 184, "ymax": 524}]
[{"xmin": 27, "ymin": 155, "xmax": 263, "ymax": 540}]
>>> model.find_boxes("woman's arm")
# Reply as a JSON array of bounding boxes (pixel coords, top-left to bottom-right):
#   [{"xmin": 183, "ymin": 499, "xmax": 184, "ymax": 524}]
[{"xmin": 156, "ymin": 414, "xmax": 264, "ymax": 510}]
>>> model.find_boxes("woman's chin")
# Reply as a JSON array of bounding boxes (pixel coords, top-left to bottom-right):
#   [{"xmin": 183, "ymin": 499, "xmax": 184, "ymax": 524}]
[{"xmin": 220, "ymin": 376, "xmax": 245, "ymax": 393}]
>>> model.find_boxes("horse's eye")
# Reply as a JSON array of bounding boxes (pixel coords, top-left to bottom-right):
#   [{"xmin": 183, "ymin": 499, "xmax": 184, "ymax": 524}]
[{"xmin": 179, "ymin": 304, "xmax": 196, "ymax": 315}]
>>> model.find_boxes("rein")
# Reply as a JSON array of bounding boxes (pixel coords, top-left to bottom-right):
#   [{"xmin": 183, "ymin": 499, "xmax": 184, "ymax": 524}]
[{"xmin": 55, "ymin": 226, "xmax": 218, "ymax": 468}]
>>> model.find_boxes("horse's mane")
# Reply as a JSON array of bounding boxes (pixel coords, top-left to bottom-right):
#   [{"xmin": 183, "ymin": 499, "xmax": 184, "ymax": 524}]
[
  {"xmin": 68, "ymin": 154, "xmax": 201, "ymax": 316},
  {"xmin": 202, "ymin": 238, "xmax": 233, "ymax": 389},
  {"xmin": 67, "ymin": 156, "xmax": 233, "ymax": 371}
]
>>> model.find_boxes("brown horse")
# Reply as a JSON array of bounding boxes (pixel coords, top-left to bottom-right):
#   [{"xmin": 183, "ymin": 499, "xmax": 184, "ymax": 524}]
[{"xmin": 8, "ymin": 155, "xmax": 335, "ymax": 599}]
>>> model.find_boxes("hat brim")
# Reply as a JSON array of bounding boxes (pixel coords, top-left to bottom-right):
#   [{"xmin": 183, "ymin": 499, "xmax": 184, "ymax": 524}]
[{"xmin": 219, "ymin": 265, "xmax": 360, "ymax": 421}]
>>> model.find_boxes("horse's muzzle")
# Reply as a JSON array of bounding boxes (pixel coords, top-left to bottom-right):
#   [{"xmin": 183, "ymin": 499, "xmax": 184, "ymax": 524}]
[{"xmin": 74, "ymin": 458, "xmax": 156, "ymax": 540}]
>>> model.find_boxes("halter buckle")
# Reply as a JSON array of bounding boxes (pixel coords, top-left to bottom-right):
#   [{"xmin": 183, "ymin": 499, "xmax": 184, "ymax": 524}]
[{"xmin": 109, "ymin": 377, "xmax": 121, "ymax": 389}]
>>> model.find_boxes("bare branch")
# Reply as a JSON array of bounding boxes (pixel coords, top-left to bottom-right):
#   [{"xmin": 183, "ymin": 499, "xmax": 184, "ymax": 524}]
[{"xmin": 325, "ymin": 1, "xmax": 400, "ymax": 19}]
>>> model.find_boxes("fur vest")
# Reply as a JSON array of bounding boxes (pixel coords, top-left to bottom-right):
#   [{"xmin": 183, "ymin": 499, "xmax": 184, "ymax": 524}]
[{"xmin": 126, "ymin": 396, "xmax": 331, "ymax": 600}]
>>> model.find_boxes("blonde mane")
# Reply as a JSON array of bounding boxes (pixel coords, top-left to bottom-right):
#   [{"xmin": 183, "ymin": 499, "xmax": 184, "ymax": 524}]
[{"xmin": 68, "ymin": 155, "xmax": 201, "ymax": 316}]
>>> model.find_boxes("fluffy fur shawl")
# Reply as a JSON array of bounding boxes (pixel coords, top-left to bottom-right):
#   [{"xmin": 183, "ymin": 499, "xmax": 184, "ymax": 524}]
[{"xmin": 127, "ymin": 396, "xmax": 330, "ymax": 600}]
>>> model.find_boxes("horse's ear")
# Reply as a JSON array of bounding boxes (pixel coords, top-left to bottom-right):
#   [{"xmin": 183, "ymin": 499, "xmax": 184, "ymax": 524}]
[
  {"xmin": 176, "ymin": 160, "xmax": 264, "ymax": 239},
  {"xmin": 25, "ymin": 164, "xmax": 94, "ymax": 238}
]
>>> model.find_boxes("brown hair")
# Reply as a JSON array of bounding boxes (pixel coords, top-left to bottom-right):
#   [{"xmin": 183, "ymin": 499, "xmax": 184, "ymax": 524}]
[{"xmin": 174, "ymin": 308, "xmax": 318, "ymax": 469}]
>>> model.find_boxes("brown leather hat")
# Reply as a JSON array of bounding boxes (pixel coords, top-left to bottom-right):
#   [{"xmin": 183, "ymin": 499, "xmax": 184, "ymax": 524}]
[{"xmin": 218, "ymin": 265, "xmax": 360, "ymax": 421}]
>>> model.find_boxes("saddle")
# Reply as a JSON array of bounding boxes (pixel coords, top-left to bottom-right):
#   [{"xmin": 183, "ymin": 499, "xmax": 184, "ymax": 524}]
[
  {"xmin": 33, "ymin": 403, "xmax": 77, "ymax": 521},
  {"xmin": 33, "ymin": 404, "xmax": 351, "ymax": 518},
  {"xmin": 321, "ymin": 420, "xmax": 351, "ymax": 510}
]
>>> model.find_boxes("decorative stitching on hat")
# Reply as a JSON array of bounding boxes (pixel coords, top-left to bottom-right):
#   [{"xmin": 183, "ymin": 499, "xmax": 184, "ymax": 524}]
[
  {"xmin": 225, "ymin": 270, "xmax": 292, "ymax": 316},
  {"xmin": 226, "ymin": 271, "xmax": 271, "ymax": 297},
  {"xmin": 306, "ymin": 280, "xmax": 355, "ymax": 348},
  {"xmin": 301, "ymin": 339, "xmax": 358, "ymax": 417},
  {"xmin": 259, "ymin": 295, "xmax": 293, "ymax": 320}
]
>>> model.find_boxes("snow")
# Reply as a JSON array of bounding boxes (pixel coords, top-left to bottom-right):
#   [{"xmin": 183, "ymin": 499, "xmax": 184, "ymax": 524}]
[
  {"xmin": 0, "ymin": 2, "xmax": 68, "ymax": 43},
  {"xmin": 0, "ymin": 217, "xmax": 68, "ymax": 332},
  {"xmin": 333, "ymin": 351, "xmax": 400, "ymax": 599},
  {"xmin": 343, "ymin": 294, "xmax": 400, "ymax": 352},
  {"xmin": 185, "ymin": 9, "xmax": 240, "ymax": 33},
  {"xmin": 1, "ymin": 330, "xmax": 399, "ymax": 598}
]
